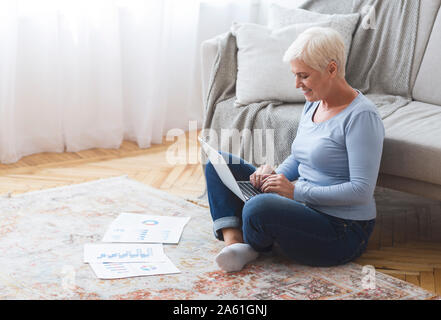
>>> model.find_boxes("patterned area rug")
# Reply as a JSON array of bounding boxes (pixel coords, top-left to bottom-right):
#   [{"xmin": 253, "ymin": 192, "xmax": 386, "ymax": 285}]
[{"xmin": 0, "ymin": 176, "xmax": 438, "ymax": 300}]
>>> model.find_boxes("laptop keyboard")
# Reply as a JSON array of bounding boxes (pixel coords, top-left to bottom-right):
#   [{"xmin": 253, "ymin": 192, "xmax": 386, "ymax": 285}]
[{"xmin": 237, "ymin": 181, "xmax": 262, "ymax": 200}]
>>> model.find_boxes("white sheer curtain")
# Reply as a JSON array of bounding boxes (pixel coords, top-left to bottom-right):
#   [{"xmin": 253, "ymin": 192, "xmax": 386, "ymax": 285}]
[{"xmin": 0, "ymin": 0, "xmax": 267, "ymax": 164}]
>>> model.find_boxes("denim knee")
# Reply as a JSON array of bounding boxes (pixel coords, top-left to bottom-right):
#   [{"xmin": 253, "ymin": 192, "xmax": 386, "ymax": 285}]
[
  {"xmin": 243, "ymin": 194, "xmax": 278, "ymax": 227},
  {"xmin": 242, "ymin": 194, "xmax": 278, "ymax": 251}
]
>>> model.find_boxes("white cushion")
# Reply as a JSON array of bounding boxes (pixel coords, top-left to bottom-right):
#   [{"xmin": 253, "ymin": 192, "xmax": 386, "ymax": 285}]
[
  {"xmin": 230, "ymin": 6, "xmax": 360, "ymax": 106},
  {"xmin": 232, "ymin": 22, "xmax": 323, "ymax": 105},
  {"xmin": 268, "ymin": 4, "xmax": 360, "ymax": 60},
  {"xmin": 232, "ymin": 18, "xmax": 357, "ymax": 106}
]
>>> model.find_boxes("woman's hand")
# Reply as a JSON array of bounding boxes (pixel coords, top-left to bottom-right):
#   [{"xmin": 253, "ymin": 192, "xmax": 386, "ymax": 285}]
[
  {"xmin": 260, "ymin": 174, "xmax": 295, "ymax": 199},
  {"xmin": 250, "ymin": 164, "xmax": 276, "ymax": 189}
]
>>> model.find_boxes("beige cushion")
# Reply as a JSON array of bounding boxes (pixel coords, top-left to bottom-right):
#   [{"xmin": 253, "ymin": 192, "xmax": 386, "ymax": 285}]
[
  {"xmin": 381, "ymin": 101, "xmax": 441, "ymax": 185},
  {"xmin": 412, "ymin": 7, "xmax": 441, "ymax": 105}
]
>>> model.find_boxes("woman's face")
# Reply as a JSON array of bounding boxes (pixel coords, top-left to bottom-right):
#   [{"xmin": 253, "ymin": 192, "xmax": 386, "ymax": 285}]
[{"xmin": 290, "ymin": 58, "xmax": 332, "ymax": 102}]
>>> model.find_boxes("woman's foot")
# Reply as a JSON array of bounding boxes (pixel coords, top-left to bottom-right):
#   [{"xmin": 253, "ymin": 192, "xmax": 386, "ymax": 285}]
[{"xmin": 215, "ymin": 243, "xmax": 259, "ymax": 272}]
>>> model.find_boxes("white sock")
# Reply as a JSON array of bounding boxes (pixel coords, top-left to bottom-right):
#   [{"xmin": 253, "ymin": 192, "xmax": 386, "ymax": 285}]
[{"xmin": 215, "ymin": 243, "xmax": 259, "ymax": 272}]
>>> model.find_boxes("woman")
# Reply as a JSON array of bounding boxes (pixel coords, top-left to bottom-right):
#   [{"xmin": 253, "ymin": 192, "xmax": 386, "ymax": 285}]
[{"xmin": 204, "ymin": 27, "xmax": 385, "ymax": 272}]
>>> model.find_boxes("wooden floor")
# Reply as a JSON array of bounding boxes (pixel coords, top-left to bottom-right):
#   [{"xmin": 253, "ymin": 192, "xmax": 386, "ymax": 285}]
[{"xmin": 1, "ymin": 130, "xmax": 440, "ymax": 296}]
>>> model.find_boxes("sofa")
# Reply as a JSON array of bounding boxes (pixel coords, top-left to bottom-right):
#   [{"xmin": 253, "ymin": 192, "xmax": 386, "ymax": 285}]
[{"xmin": 200, "ymin": 0, "xmax": 441, "ymax": 201}]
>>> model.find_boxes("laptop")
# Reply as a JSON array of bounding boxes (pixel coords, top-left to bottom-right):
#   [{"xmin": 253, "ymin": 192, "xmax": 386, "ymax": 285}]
[{"xmin": 199, "ymin": 137, "xmax": 262, "ymax": 202}]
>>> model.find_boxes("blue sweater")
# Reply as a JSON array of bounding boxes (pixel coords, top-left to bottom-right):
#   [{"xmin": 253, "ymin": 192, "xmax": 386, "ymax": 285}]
[{"xmin": 275, "ymin": 92, "xmax": 385, "ymax": 220}]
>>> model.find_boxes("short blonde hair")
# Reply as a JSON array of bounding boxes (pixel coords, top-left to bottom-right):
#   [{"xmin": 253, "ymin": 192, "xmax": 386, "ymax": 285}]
[{"xmin": 283, "ymin": 27, "xmax": 346, "ymax": 77}]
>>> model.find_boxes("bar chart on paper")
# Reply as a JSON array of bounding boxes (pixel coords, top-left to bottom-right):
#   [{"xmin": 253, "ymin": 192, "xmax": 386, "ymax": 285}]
[
  {"xmin": 96, "ymin": 248, "xmax": 152, "ymax": 260},
  {"xmin": 84, "ymin": 243, "xmax": 181, "ymax": 279},
  {"xmin": 83, "ymin": 243, "xmax": 166, "ymax": 263}
]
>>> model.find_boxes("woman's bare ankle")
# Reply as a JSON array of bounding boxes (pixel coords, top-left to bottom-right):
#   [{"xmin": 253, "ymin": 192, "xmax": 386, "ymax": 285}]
[{"xmin": 222, "ymin": 228, "xmax": 244, "ymax": 246}]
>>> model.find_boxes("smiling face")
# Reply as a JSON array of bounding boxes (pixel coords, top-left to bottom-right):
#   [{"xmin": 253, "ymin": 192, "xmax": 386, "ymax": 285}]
[{"xmin": 290, "ymin": 58, "xmax": 335, "ymax": 102}]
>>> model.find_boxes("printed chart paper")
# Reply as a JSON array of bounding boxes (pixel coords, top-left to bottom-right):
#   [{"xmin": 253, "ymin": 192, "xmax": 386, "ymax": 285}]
[
  {"xmin": 84, "ymin": 243, "xmax": 166, "ymax": 263},
  {"xmin": 88, "ymin": 256, "xmax": 181, "ymax": 279},
  {"xmin": 102, "ymin": 213, "xmax": 190, "ymax": 244}
]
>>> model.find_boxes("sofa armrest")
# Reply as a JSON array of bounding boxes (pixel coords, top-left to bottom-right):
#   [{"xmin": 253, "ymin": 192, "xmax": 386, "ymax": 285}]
[{"xmin": 200, "ymin": 32, "xmax": 229, "ymax": 112}]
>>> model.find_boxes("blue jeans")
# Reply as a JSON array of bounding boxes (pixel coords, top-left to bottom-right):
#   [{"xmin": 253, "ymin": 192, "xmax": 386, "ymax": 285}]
[{"xmin": 204, "ymin": 152, "xmax": 375, "ymax": 267}]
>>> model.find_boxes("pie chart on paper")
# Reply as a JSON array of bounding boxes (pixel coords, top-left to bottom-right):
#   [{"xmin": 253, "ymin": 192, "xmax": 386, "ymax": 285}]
[{"xmin": 142, "ymin": 219, "xmax": 159, "ymax": 226}]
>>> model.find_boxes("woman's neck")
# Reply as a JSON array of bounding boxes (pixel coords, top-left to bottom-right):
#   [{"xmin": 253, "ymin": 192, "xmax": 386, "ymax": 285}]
[{"xmin": 321, "ymin": 78, "xmax": 358, "ymax": 111}]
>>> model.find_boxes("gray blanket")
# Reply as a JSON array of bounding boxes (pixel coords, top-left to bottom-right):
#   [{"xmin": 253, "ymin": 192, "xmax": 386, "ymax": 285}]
[
  {"xmin": 202, "ymin": 32, "xmax": 288, "ymax": 167},
  {"xmin": 202, "ymin": 0, "xmax": 420, "ymax": 167}
]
